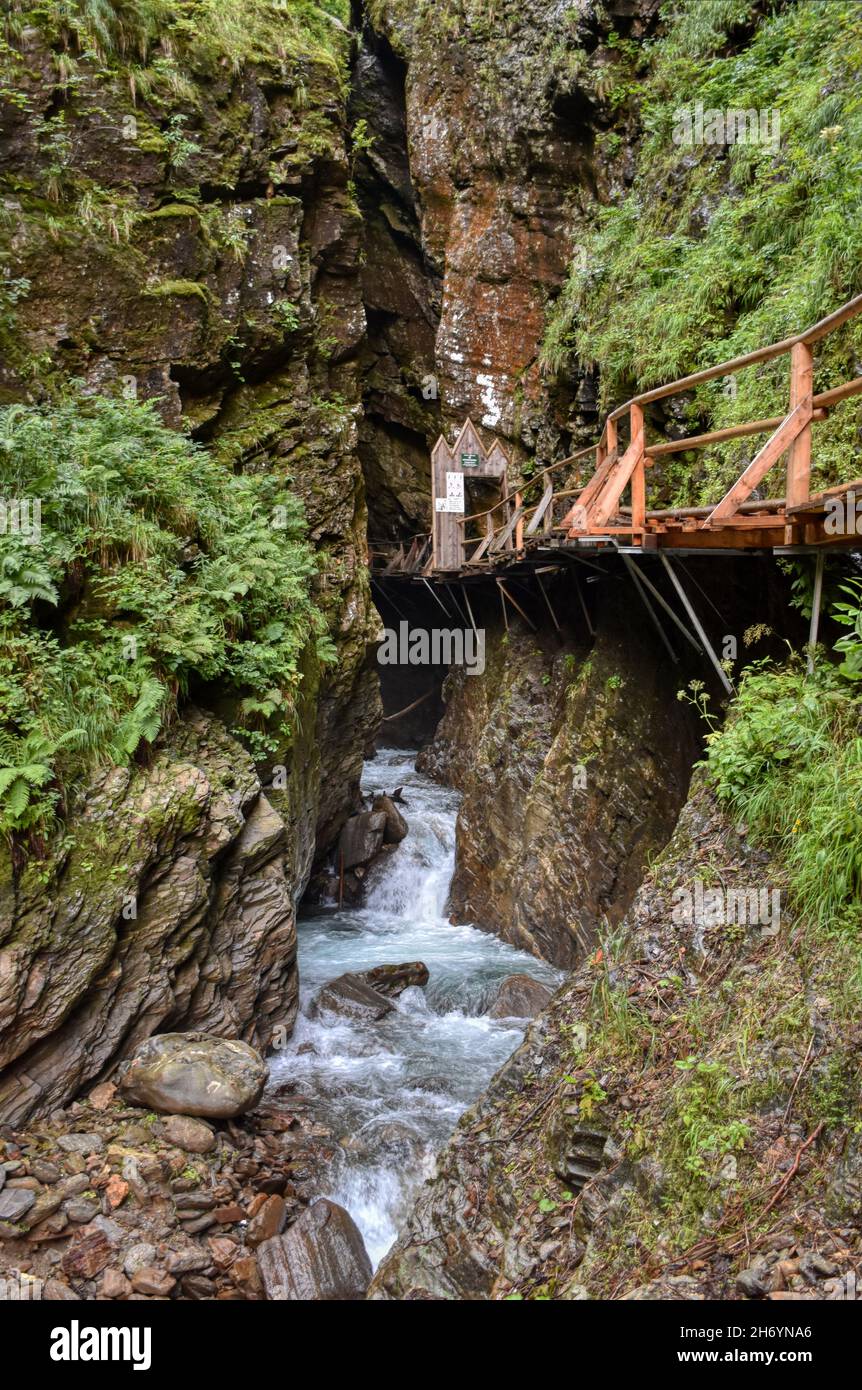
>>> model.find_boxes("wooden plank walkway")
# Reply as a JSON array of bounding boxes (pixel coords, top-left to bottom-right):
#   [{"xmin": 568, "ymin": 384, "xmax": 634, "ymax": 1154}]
[{"xmin": 370, "ymin": 292, "xmax": 862, "ymax": 579}]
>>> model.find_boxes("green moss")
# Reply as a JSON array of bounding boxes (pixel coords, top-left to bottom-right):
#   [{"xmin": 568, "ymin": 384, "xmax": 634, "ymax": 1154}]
[
  {"xmin": 140, "ymin": 203, "xmax": 201, "ymax": 220},
  {"xmin": 142, "ymin": 278, "xmax": 209, "ymax": 303}
]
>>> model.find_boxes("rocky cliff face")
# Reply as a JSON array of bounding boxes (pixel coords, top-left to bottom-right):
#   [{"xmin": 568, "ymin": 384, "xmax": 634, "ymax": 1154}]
[
  {"xmin": 349, "ymin": 27, "xmax": 441, "ymax": 539},
  {"xmin": 418, "ymin": 576, "xmax": 699, "ymax": 968},
  {"xmin": 0, "ymin": 715, "xmax": 299, "ymax": 1127},
  {"xmin": 0, "ymin": 11, "xmax": 380, "ymax": 1122},
  {"xmin": 360, "ymin": 0, "xmax": 657, "ymax": 467}
]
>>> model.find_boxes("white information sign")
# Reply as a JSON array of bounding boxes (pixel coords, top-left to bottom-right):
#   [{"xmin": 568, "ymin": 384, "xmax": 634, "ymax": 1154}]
[{"xmin": 433, "ymin": 471, "xmax": 464, "ymax": 514}]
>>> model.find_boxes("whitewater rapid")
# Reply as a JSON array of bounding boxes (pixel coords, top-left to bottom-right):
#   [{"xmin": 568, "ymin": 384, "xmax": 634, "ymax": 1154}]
[{"xmin": 268, "ymin": 749, "xmax": 561, "ymax": 1267}]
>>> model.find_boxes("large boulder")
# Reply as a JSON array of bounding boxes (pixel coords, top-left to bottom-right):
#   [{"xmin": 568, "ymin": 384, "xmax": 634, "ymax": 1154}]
[
  {"xmin": 119, "ymin": 1032, "xmax": 267, "ymax": 1118},
  {"xmin": 488, "ymin": 974, "xmax": 553, "ymax": 1020},
  {"xmin": 311, "ymin": 974, "xmax": 394, "ymax": 1023},
  {"xmin": 257, "ymin": 1198, "xmax": 372, "ymax": 1300},
  {"xmin": 362, "ymin": 962, "xmax": 429, "ymax": 998},
  {"xmin": 371, "ymin": 794, "xmax": 408, "ymax": 844},
  {"xmin": 312, "ymin": 961, "xmax": 430, "ymax": 1021},
  {"xmin": 338, "ymin": 810, "xmax": 387, "ymax": 870}
]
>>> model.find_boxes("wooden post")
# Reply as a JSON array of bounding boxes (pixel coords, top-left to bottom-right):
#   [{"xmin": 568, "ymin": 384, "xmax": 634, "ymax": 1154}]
[
  {"xmin": 606, "ymin": 416, "xmax": 618, "ymax": 459},
  {"xmin": 807, "ymin": 551, "xmax": 824, "ymax": 674},
  {"xmin": 596, "ymin": 426, "xmax": 607, "ymax": 470},
  {"xmin": 786, "ymin": 340, "xmax": 813, "ymax": 542},
  {"xmin": 515, "ymin": 491, "xmax": 524, "ymax": 551},
  {"xmin": 629, "ymin": 403, "xmax": 646, "ymax": 535}
]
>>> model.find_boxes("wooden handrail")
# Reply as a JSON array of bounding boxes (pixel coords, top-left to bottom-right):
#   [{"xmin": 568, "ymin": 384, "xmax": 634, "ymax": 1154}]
[
  {"xmin": 455, "ymin": 441, "xmax": 596, "ymax": 527},
  {"xmin": 608, "ymin": 290, "xmax": 862, "ymax": 422},
  {"xmin": 427, "ymin": 292, "xmax": 862, "ymax": 567}
]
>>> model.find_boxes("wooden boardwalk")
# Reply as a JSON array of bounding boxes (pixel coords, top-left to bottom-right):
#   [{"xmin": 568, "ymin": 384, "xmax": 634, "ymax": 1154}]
[{"xmin": 371, "ymin": 292, "xmax": 862, "ymax": 580}]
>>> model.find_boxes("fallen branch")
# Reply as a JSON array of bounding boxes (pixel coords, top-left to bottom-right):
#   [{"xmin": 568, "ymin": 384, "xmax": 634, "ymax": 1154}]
[
  {"xmin": 760, "ymin": 1121, "xmax": 825, "ymax": 1218},
  {"xmin": 381, "ymin": 688, "xmax": 437, "ymax": 722}
]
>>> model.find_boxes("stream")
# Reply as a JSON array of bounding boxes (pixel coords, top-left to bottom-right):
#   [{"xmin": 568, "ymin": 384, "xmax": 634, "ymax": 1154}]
[{"xmin": 268, "ymin": 748, "xmax": 562, "ymax": 1268}]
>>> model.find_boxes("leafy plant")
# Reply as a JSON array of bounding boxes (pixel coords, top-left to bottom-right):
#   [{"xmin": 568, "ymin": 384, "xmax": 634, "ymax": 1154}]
[
  {"xmin": 0, "ymin": 392, "xmax": 333, "ymax": 841},
  {"xmin": 705, "ymin": 659, "xmax": 862, "ymax": 937},
  {"xmin": 162, "ymin": 113, "xmax": 201, "ymax": 169},
  {"xmin": 832, "ymin": 579, "xmax": 862, "ymax": 680}
]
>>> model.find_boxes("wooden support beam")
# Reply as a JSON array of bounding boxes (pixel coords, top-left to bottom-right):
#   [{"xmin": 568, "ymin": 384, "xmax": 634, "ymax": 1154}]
[
  {"xmin": 623, "ymin": 559, "xmax": 703, "ymax": 656},
  {"xmin": 490, "ymin": 501, "xmax": 526, "ymax": 552},
  {"xmin": 496, "ymin": 579, "xmax": 537, "ymax": 631},
  {"xmin": 372, "ymin": 578, "xmax": 409, "ymax": 622},
  {"xmin": 467, "ymin": 531, "xmax": 493, "ymax": 563},
  {"xmin": 622, "ymin": 555, "xmax": 678, "ymax": 664},
  {"xmin": 706, "ymin": 400, "xmax": 813, "ymax": 526},
  {"xmin": 536, "ymin": 571, "xmax": 561, "ymax": 633},
  {"xmin": 660, "ymin": 555, "xmax": 734, "ymax": 695},
  {"xmin": 785, "ymin": 340, "xmax": 813, "ymax": 543},
  {"xmin": 422, "ymin": 575, "xmax": 455, "ymax": 619},
  {"xmin": 629, "ymin": 402, "xmax": 646, "ymax": 532},
  {"xmin": 807, "ymin": 551, "xmax": 825, "ymax": 675},
  {"xmin": 561, "ymin": 444, "xmax": 619, "ymax": 532},
  {"xmin": 446, "ymin": 584, "xmax": 470, "ymax": 628},
  {"xmin": 461, "ymin": 584, "xmax": 481, "ymax": 641}
]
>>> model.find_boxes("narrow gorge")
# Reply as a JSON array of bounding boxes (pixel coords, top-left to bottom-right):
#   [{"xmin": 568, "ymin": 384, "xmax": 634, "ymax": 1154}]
[{"xmin": 1, "ymin": 0, "xmax": 861, "ymax": 1330}]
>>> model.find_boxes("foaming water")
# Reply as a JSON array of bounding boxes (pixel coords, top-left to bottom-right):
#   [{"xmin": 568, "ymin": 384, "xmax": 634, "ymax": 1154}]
[{"xmin": 268, "ymin": 749, "xmax": 561, "ymax": 1268}]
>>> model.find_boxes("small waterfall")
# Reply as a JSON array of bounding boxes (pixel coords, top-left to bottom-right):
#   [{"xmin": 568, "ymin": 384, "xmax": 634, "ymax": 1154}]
[{"xmin": 268, "ymin": 749, "xmax": 561, "ymax": 1268}]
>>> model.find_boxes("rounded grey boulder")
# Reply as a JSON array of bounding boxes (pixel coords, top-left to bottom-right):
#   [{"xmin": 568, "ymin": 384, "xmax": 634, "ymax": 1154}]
[{"xmin": 119, "ymin": 1032, "xmax": 267, "ymax": 1118}]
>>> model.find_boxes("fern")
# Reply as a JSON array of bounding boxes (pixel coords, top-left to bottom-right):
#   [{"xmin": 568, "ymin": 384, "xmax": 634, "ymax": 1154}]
[
  {"xmin": 0, "ymin": 391, "xmax": 332, "ymax": 840},
  {"xmin": 0, "ymin": 548, "xmax": 58, "ymax": 607},
  {"xmin": 108, "ymin": 677, "xmax": 166, "ymax": 758}
]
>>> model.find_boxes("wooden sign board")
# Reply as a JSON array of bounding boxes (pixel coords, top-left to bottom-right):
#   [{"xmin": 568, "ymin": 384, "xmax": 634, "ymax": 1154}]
[{"xmin": 431, "ymin": 419, "xmax": 509, "ymax": 569}]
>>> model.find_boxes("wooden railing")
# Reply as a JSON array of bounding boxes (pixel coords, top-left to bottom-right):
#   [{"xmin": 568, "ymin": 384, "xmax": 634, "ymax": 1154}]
[
  {"xmin": 451, "ymin": 291, "xmax": 862, "ymax": 564},
  {"xmin": 369, "ymin": 533, "xmax": 432, "ymax": 575}
]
